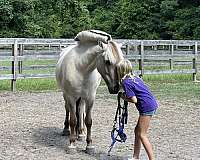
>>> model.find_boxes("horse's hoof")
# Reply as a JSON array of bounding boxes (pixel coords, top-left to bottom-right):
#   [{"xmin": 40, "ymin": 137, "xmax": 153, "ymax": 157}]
[
  {"xmin": 78, "ymin": 134, "xmax": 85, "ymax": 141},
  {"xmin": 66, "ymin": 145, "xmax": 77, "ymax": 154},
  {"xmin": 62, "ymin": 130, "xmax": 70, "ymax": 136},
  {"xmin": 86, "ymin": 145, "xmax": 95, "ymax": 155}
]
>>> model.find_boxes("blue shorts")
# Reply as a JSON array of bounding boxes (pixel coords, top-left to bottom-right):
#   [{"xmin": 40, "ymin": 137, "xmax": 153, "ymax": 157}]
[{"xmin": 140, "ymin": 109, "xmax": 157, "ymax": 116}]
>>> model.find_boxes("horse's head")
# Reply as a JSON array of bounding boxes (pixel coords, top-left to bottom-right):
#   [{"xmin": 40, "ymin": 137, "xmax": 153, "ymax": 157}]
[{"xmin": 97, "ymin": 41, "xmax": 124, "ymax": 94}]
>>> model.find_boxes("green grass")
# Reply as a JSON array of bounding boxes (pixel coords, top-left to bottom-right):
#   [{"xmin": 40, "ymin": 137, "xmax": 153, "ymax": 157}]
[
  {"xmin": 0, "ymin": 80, "xmax": 10, "ymax": 90},
  {"xmin": 0, "ymin": 60, "xmax": 56, "ymax": 66},
  {"xmin": 1, "ymin": 74, "xmax": 200, "ymax": 106},
  {"xmin": 0, "ymin": 60, "xmax": 56, "ymax": 74},
  {"xmin": 97, "ymin": 80, "xmax": 200, "ymax": 101},
  {"xmin": 96, "ymin": 74, "xmax": 200, "ymax": 101},
  {"xmin": 142, "ymin": 74, "xmax": 193, "ymax": 82},
  {"xmin": 0, "ymin": 78, "xmax": 58, "ymax": 91},
  {"xmin": 144, "ymin": 74, "xmax": 200, "ymax": 100},
  {"xmin": 144, "ymin": 65, "xmax": 193, "ymax": 70},
  {"xmin": 22, "ymin": 60, "xmax": 56, "ymax": 66},
  {"xmin": 148, "ymin": 81, "xmax": 200, "ymax": 100},
  {"xmin": 0, "ymin": 74, "xmax": 199, "ymax": 91},
  {"xmin": 16, "ymin": 78, "xmax": 57, "ymax": 91},
  {"xmin": 1, "ymin": 59, "xmax": 200, "ymax": 102}
]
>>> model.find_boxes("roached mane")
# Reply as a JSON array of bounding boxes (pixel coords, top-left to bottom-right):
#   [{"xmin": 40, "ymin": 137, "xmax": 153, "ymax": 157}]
[{"xmin": 74, "ymin": 30, "xmax": 112, "ymax": 43}]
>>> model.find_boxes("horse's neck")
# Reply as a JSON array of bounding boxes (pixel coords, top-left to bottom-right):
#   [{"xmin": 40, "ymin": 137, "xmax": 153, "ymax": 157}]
[{"xmin": 77, "ymin": 43, "xmax": 101, "ymax": 73}]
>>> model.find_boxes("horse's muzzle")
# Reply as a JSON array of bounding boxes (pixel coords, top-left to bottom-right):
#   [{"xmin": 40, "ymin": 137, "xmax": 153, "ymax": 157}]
[{"xmin": 108, "ymin": 84, "xmax": 119, "ymax": 94}]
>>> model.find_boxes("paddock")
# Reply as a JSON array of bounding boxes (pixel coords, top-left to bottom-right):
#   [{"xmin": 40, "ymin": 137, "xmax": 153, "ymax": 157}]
[{"xmin": 0, "ymin": 87, "xmax": 199, "ymax": 160}]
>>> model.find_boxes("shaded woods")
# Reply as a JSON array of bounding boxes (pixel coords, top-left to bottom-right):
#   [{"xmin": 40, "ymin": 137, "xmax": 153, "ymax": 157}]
[{"xmin": 0, "ymin": 0, "xmax": 200, "ymax": 39}]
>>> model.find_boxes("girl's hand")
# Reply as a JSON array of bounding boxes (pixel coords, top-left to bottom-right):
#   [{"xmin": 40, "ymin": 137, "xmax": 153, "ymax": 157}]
[
  {"xmin": 119, "ymin": 92, "xmax": 127, "ymax": 100},
  {"xmin": 119, "ymin": 92, "xmax": 137, "ymax": 103},
  {"xmin": 118, "ymin": 92, "xmax": 124, "ymax": 98}
]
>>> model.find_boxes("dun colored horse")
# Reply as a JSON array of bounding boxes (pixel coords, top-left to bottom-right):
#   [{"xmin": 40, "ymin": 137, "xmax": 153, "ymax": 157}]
[{"xmin": 56, "ymin": 30, "xmax": 124, "ymax": 153}]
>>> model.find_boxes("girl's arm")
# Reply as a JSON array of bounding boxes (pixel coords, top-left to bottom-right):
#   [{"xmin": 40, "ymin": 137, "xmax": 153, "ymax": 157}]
[{"xmin": 120, "ymin": 93, "xmax": 137, "ymax": 103}]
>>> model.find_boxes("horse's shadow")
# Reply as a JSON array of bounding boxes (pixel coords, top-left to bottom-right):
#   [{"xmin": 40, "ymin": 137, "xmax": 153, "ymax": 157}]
[
  {"xmin": 32, "ymin": 127, "xmax": 66, "ymax": 149},
  {"xmin": 32, "ymin": 127, "xmax": 130, "ymax": 160}
]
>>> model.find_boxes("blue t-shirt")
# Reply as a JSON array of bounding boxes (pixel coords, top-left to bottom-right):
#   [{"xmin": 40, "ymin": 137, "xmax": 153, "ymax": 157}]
[{"xmin": 122, "ymin": 76, "xmax": 158, "ymax": 113}]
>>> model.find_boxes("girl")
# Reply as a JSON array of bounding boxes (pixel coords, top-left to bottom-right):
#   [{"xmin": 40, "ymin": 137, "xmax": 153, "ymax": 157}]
[{"xmin": 117, "ymin": 59, "xmax": 158, "ymax": 160}]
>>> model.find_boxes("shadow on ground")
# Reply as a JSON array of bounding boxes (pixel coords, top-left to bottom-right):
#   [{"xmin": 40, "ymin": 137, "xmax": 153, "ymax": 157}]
[{"xmin": 31, "ymin": 127, "xmax": 130, "ymax": 160}]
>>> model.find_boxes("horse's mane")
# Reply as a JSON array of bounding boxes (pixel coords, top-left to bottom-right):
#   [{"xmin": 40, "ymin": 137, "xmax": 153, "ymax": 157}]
[
  {"xmin": 104, "ymin": 41, "xmax": 124, "ymax": 64},
  {"xmin": 74, "ymin": 30, "xmax": 112, "ymax": 44},
  {"xmin": 74, "ymin": 30, "xmax": 123, "ymax": 64}
]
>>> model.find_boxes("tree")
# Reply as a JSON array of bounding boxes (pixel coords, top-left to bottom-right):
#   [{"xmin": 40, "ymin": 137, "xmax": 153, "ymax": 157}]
[
  {"xmin": 0, "ymin": 0, "xmax": 13, "ymax": 26},
  {"xmin": 169, "ymin": 6, "xmax": 200, "ymax": 39},
  {"xmin": 0, "ymin": 0, "xmax": 14, "ymax": 36},
  {"xmin": 159, "ymin": 0, "xmax": 178, "ymax": 39},
  {"xmin": 115, "ymin": 0, "xmax": 160, "ymax": 39},
  {"xmin": 89, "ymin": 0, "xmax": 120, "ymax": 37},
  {"xmin": 0, "ymin": 0, "xmax": 200, "ymax": 39}
]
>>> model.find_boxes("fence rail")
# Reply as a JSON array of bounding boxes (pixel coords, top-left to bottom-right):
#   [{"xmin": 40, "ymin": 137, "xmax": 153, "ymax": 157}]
[{"xmin": 0, "ymin": 38, "xmax": 199, "ymax": 91}]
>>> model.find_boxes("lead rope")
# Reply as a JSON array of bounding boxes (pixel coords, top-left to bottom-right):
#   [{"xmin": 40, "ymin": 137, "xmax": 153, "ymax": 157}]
[{"xmin": 108, "ymin": 92, "xmax": 128, "ymax": 156}]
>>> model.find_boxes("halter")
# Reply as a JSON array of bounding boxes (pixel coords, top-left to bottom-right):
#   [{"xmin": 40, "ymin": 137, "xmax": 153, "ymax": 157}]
[{"xmin": 108, "ymin": 92, "xmax": 128, "ymax": 155}]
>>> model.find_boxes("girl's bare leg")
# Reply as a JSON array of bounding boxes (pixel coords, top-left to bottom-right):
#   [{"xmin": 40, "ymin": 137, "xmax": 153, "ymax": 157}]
[
  {"xmin": 133, "ymin": 115, "xmax": 154, "ymax": 160},
  {"xmin": 133, "ymin": 124, "xmax": 141, "ymax": 159}
]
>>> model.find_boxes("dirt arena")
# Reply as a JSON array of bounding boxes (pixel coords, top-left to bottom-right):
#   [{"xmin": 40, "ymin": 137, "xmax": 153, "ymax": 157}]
[{"xmin": 0, "ymin": 90, "xmax": 199, "ymax": 160}]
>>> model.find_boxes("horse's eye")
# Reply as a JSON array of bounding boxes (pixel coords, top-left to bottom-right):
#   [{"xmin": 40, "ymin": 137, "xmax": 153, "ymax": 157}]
[{"xmin": 105, "ymin": 60, "xmax": 111, "ymax": 65}]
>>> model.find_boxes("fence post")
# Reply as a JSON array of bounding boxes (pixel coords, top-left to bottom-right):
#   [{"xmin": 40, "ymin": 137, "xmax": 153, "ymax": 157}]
[
  {"xmin": 153, "ymin": 45, "xmax": 157, "ymax": 51},
  {"xmin": 133, "ymin": 45, "xmax": 137, "ymax": 52},
  {"xmin": 126, "ymin": 44, "xmax": 129, "ymax": 55},
  {"xmin": 132, "ymin": 45, "xmax": 138, "ymax": 64},
  {"xmin": 193, "ymin": 42, "xmax": 198, "ymax": 81},
  {"xmin": 139, "ymin": 41, "xmax": 144, "ymax": 76},
  {"xmin": 11, "ymin": 40, "xmax": 18, "ymax": 91},
  {"xmin": 170, "ymin": 44, "xmax": 174, "ymax": 70},
  {"xmin": 59, "ymin": 43, "xmax": 62, "ymax": 51},
  {"xmin": 18, "ymin": 44, "xmax": 23, "ymax": 74}
]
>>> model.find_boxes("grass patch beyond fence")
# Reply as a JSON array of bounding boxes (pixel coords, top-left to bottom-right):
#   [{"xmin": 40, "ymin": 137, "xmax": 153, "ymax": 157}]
[
  {"xmin": 0, "ymin": 78, "xmax": 57, "ymax": 91},
  {"xmin": 0, "ymin": 74, "xmax": 199, "ymax": 101}
]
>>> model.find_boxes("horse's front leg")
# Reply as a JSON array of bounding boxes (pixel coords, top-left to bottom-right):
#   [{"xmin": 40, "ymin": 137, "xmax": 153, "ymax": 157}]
[
  {"xmin": 62, "ymin": 102, "xmax": 70, "ymax": 136},
  {"xmin": 85, "ymin": 99, "xmax": 95, "ymax": 154},
  {"xmin": 62, "ymin": 94, "xmax": 70, "ymax": 136},
  {"xmin": 77, "ymin": 99, "xmax": 85, "ymax": 141},
  {"xmin": 67, "ymin": 102, "xmax": 77, "ymax": 153}
]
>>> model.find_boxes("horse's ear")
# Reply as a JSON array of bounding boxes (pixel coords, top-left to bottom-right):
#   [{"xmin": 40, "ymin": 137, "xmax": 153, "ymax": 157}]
[{"xmin": 98, "ymin": 40, "xmax": 108, "ymax": 52}]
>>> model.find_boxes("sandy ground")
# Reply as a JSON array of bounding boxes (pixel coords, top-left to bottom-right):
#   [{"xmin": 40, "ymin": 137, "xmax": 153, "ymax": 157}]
[{"xmin": 0, "ymin": 90, "xmax": 199, "ymax": 160}]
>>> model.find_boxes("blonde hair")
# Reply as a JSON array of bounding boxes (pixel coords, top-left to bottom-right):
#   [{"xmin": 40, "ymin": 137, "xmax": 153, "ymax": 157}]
[{"xmin": 117, "ymin": 59, "xmax": 135, "ymax": 84}]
